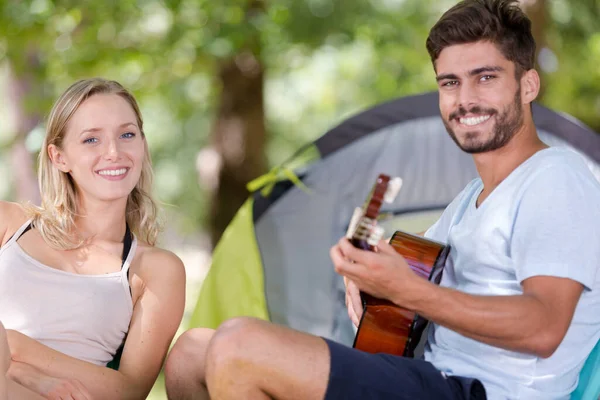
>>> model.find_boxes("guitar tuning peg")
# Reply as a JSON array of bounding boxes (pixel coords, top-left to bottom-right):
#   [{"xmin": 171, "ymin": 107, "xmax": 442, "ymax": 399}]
[
  {"xmin": 367, "ymin": 226, "xmax": 385, "ymax": 246},
  {"xmin": 346, "ymin": 207, "xmax": 364, "ymax": 239},
  {"xmin": 384, "ymin": 177, "xmax": 403, "ymax": 203}
]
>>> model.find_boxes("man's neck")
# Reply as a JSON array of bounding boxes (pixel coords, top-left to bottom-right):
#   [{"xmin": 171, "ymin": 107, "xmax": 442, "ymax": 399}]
[
  {"xmin": 472, "ymin": 122, "xmax": 548, "ymax": 200},
  {"xmin": 74, "ymin": 196, "xmax": 129, "ymax": 243}
]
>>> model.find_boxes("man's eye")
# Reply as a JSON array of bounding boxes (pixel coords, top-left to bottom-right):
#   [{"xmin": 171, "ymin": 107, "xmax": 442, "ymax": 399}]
[
  {"xmin": 481, "ymin": 75, "xmax": 495, "ymax": 81},
  {"xmin": 443, "ymin": 80, "xmax": 458, "ymax": 87}
]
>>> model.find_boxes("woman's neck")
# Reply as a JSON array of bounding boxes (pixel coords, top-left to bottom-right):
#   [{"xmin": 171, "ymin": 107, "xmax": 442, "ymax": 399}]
[{"xmin": 74, "ymin": 196, "xmax": 129, "ymax": 243}]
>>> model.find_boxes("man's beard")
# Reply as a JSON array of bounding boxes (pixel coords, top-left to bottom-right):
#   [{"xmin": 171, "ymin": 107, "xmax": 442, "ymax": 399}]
[{"xmin": 443, "ymin": 88, "xmax": 524, "ymax": 154}]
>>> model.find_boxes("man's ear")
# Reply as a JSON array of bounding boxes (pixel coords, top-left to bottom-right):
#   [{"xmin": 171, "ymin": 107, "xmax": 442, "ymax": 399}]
[
  {"xmin": 521, "ymin": 69, "xmax": 540, "ymax": 105},
  {"xmin": 48, "ymin": 144, "xmax": 70, "ymax": 173}
]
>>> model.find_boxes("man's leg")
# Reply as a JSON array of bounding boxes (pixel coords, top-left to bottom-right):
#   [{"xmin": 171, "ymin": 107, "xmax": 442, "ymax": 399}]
[
  {"xmin": 166, "ymin": 317, "xmax": 485, "ymax": 400},
  {"xmin": 165, "ymin": 328, "xmax": 214, "ymax": 400},
  {"xmin": 165, "ymin": 319, "xmax": 330, "ymax": 400},
  {"xmin": 204, "ymin": 317, "xmax": 330, "ymax": 400}
]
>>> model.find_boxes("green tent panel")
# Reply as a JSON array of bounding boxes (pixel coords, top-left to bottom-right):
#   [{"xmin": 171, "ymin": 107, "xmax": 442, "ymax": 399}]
[{"xmin": 189, "ymin": 198, "xmax": 269, "ymax": 328}]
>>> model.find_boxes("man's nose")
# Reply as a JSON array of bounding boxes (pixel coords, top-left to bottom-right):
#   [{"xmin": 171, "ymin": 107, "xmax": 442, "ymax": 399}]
[{"xmin": 457, "ymin": 81, "xmax": 479, "ymax": 110}]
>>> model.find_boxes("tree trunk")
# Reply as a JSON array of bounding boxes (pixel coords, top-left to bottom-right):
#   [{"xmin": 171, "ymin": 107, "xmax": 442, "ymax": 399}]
[
  {"xmin": 7, "ymin": 61, "xmax": 42, "ymax": 205},
  {"xmin": 207, "ymin": 1, "xmax": 267, "ymax": 247}
]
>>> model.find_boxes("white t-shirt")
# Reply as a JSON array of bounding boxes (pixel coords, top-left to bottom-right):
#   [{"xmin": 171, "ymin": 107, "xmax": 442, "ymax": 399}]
[{"xmin": 423, "ymin": 147, "xmax": 600, "ymax": 400}]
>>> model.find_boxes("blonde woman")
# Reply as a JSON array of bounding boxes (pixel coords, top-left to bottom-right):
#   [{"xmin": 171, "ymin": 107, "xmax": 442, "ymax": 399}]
[{"xmin": 0, "ymin": 78, "xmax": 186, "ymax": 400}]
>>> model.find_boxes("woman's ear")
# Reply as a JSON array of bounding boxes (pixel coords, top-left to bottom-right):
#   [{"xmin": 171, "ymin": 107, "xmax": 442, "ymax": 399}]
[
  {"xmin": 521, "ymin": 68, "xmax": 541, "ymax": 105},
  {"xmin": 48, "ymin": 144, "xmax": 70, "ymax": 173}
]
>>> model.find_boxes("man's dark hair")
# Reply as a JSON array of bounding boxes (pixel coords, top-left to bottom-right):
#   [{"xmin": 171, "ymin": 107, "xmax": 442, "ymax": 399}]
[{"xmin": 426, "ymin": 0, "xmax": 536, "ymax": 77}]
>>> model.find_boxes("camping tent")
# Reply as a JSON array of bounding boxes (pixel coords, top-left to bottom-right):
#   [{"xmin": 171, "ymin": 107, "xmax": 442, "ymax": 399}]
[
  {"xmin": 190, "ymin": 91, "xmax": 600, "ymax": 344},
  {"xmin": 189, "ymin": 90, "xmax": 600, "ymax": 399}
]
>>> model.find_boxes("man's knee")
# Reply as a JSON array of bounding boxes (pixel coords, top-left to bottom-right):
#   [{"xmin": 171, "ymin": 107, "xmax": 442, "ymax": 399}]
[
  {"xmin": 165, "ymin": 328, "xmax": 215, "ymax": 399},
  {"xmin": 165, "ymin": 328, "xmax": 214, "ymax": 377},
  {"xmin": 210, "ymin": 317, "xmax": 267, "ymax": 351},
  {"xmin": 205, "ymin": 317, "xmax": 268, "ymax": 373},
  {"xmin": 170, "ymin": 328, "xmax": 215, "ymax": 361}
]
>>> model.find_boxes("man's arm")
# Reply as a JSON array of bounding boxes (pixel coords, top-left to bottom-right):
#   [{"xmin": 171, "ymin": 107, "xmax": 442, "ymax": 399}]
[
  {"xmin": 9, "ymin": 249, "xmax": 186, "ymax": 399},
  {"xmin": 332, "ymin": 238, "xmax": 584, "ymax": 359},
  {"xmin": 403, "ymin": 274, "xmax": 583, "ymax": 358}
]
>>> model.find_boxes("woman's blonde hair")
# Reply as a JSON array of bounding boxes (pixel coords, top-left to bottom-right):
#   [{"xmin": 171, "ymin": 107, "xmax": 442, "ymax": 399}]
[{"xmin": 27, "ymin": 78, "xmax": 160, "ymax": 249}]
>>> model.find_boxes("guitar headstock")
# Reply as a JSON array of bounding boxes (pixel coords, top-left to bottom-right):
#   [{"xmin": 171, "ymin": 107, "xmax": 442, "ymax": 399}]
[{"xmin": 346, "ymin": 174, "xmax": 403, "ymax": 250}]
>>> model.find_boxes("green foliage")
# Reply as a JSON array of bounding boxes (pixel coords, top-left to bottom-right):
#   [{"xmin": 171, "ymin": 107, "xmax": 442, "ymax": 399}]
[
  {"xmin": 0, "ymin": 0, "xmax": 598, "ymax": 231},
  {"xmin": 542, "ymin": 0, "xmax": 600, "ymax": 132}
]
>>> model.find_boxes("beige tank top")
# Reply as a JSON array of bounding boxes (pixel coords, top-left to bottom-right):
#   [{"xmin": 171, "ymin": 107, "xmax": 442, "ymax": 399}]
[{"xmin": 0, "ymin": 220, "xmax": 135, "ymax": 366}]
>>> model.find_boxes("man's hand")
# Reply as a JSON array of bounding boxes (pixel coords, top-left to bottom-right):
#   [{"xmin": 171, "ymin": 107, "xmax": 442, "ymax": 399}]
[
  {"xmin": 331, "ymin": 237, "xmax": 424, "ymax": 309},
  {"xmin": 8, "ymin": 361, "xmax": 93, "ymax": 400},
  {"xmin": 343, "ymin": 277, "xmax": 363, "ymax": 327}
]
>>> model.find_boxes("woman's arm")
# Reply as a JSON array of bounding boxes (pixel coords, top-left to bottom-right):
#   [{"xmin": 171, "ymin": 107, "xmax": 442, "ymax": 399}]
[
  {"xmin": 3, "ymin": 322, "xmax": 46, "ymax": 399},
  {"xmin": 0, "ymin": 201, "xmax": 28, "ymax": 246},
  {"xmin": 9, "ymin": 249, "xmax": 186, "ymax": 399},
  {"xmin": 8, "ymin": 361, "xmax": 91, "ymax": 399}
]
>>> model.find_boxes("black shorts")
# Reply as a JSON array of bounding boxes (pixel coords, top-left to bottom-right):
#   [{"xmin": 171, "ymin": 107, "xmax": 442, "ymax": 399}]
[{"xmin": 323, "ymin": 338, "xmax": 487, "ymax": 400}]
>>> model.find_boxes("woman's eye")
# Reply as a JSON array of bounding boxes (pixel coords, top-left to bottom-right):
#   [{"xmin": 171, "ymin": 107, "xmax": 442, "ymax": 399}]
[
  {"xmin": 83, "ymin": 137, "xmax": 98, "ymax": 144},
  {"xmin": 121, "ymin": 132, "xmax": 136, "ymax": 139}
]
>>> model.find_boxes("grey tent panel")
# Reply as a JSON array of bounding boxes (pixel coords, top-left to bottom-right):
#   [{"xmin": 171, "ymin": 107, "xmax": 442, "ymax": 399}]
[
  {"xmin": 315, "ymin": 92, "xmax": 600, "ymax": 162},
  {"xmin": 254, "ymin": 94, "xmax": 600, "ymax": 345},
  {"xmin": 256, "ymin": 116, "xmax": 476, "ymax": 342}
]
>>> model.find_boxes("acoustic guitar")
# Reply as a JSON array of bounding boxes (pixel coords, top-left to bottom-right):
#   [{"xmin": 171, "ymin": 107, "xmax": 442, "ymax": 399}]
[{"xmin": 346, "ymin": 173, "xmax": 450, "ymax": 357}]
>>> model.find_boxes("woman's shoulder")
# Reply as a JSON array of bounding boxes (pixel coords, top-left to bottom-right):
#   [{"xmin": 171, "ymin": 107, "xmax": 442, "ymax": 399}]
[
  {"xmin": 0, "ymin": 201, "xmax": 29, "ymax": 245},
  {"xmin": 131, "ymin": 243, "xmax": 186, "ymax": 283}
]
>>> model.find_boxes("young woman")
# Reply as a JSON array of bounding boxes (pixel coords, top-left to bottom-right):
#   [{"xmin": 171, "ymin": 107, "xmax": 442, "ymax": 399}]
[{"xmin": 0, "ymin": 78, "xmax": 186, "ymax": 400}]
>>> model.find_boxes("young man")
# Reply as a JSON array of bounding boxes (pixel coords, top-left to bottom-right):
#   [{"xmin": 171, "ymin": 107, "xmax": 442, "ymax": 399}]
[{"xmin": 164, "ymin": 1, "xmax": 600, "ymax": 399}]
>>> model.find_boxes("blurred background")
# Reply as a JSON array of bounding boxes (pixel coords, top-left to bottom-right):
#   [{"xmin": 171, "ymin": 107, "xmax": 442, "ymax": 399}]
[{"xmin": 1, "ymin": 0, "xmax": 599, "ymax": 397}]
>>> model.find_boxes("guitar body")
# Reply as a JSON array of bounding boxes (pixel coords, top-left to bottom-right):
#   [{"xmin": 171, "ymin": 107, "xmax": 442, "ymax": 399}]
[{"xmin": 352, "ymin": 230, "xmax": 450, "ymax": 357}]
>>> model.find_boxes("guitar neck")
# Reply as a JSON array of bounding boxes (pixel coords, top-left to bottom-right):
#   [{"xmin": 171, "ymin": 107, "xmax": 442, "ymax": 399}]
[
  {"xmin": 348, "ymin": 173, "xmax": 401, "ymax": 252},
  {"xmin": 350, "ymin": 237, "xmax": 374, "ymax": 251}
]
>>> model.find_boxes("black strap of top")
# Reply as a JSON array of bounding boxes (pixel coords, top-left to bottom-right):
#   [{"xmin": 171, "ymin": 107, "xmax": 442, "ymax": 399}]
[
  {"xmin": 121, "ymin": 224, "xmax": 132, "ymax": 265},
  {"xmin": 13, "ymin": 223, "xmax": 132, "ymax": 268},
  {"xmin": 21, "ymin": 224, "xmax": 33, "ymax": 236},
  {"xmin": 1, "ymin": 223, "xmax": 33, "ymax": 247}
]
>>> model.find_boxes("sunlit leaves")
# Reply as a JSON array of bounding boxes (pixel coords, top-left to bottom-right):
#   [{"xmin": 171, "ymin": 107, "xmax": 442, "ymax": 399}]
[{"xmin": 0, "ymin": 0, "xmax": 598, "ymax": 228}]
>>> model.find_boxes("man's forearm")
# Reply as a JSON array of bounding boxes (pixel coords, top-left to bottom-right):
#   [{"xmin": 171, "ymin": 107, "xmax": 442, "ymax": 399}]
[{"xmin": 401, "ymin": 280, "xmax": 552, "ymax": 357}]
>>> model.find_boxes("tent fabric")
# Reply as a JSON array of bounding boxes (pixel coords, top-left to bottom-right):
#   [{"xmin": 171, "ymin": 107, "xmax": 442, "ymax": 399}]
[
  {"xmin": 256, "ymin": 117, "xmax": 479, "ymax": 343},
  {"xmin": 572, "ymin": 339, "xmax": 600, "ymax": 400},
  {"xmin": 255, "ymin": 96, "xmax": 600, "ymax": 344},
  {"xmin": 313, "ymin": 92, "xmax": 600, "ymax": 162},
  {"xmin": 189, "ymin": 198, "xmax": 269, "ymax": 328},
  {"xmin": 190, "ymin": 91, "xmax": 600, "ymax": 398}
]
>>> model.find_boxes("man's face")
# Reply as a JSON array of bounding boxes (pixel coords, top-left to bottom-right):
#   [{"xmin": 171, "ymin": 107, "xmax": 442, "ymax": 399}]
[{"xmin": 435, "ymin": 41, "xmax": 524, "ymax": 154}]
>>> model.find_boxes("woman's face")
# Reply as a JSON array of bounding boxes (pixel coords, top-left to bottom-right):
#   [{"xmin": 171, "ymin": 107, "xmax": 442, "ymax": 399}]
[{"xmin": 49, "ymin": 93, "xmax": 146, "ymax": 204}]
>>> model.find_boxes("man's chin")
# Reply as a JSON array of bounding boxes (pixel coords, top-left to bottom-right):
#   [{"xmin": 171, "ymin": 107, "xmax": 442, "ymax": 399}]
[
  {"xmin": 460, "ymin": 145, "xmax": 488, "ymax": 154},
  {"xmin": 456, "ymin": 134, "xmax": 493, "ymax": 153}
]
